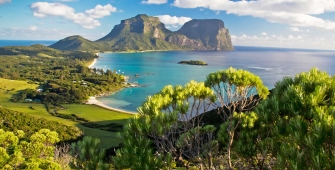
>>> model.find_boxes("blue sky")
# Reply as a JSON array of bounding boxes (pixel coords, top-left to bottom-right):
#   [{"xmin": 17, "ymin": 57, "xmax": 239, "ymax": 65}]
[{"xmin": 0, "ymin": 0, "xmax": 334, "ymax": 50}]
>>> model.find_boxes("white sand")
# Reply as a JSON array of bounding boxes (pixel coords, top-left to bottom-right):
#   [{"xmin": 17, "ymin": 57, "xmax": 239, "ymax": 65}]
[
  {"xmin": 88, "ymin": 58, "xmax": 97, "ymax": 69},
  {"xmin": 86, "ymin": 55, "xmax": 137, "ymax": 115},
  {"xmin": 86, "ymin": 97, "xmax": 137, "ymax": 115}
]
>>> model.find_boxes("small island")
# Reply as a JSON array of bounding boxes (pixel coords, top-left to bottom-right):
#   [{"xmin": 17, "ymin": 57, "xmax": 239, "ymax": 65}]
[{"xmin": 178, "ymin": 60, "xmax": 208, "ymax": 66}]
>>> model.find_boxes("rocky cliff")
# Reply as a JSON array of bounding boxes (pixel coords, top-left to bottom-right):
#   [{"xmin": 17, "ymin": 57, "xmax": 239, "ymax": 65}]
[
  {"xmin": 50, "ymin": 14, "xmax": 234, "ymax": 51},
  {"xmin": 177, "ymin": 19, "xmax": 234, "ymax": 50},
  {"xmin": 95, "ymin": 14, "xmax": 180, "ymax": 51}
]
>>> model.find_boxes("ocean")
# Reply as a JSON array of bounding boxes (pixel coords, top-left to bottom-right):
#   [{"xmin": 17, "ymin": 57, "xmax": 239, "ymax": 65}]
[
  {"xmin": 0, "ymin": 40, "xmax": 56, "ymax": 47},
  {"xmin": 0, "ymin": 40, "xmax": 334, "ymax": 112},
  {"xmin": 92, "ymin": 46, "xmax": 335, "ymax": 112}
]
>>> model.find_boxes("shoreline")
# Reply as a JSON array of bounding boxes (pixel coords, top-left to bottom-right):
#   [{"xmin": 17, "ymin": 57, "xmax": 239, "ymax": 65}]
[
  {"xmin": 86, "ymin": 57, "xmax": 138, "ymax": 115},
  {"xmin": 87, "ymin": 58, "xmax": 98, "ymax": 68},
  {"xmin": 98, "ymin": 49, "xmax": 171, "ymax": 54},
  {"xmin": 86, "ymin": 96, "xmax": 137, "ymax": 115}
]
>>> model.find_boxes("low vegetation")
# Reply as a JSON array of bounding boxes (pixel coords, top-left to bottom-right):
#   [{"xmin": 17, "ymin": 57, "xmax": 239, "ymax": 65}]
[
  {"xmin": 178, "ymin": 60, "xmax": 208, "ymax": 65},
  {"xmin": 0, "ymin": 129, "xmax": 110, "ymax": 169},
  {"xmin": 0, "ymin": 45, "xmax": 125, "ymax": 105},
  {"xmin": 113, "ymin": 68, "xmax": 335, "ymax": 169},
  {"xmin": 0, "ymin": 45, "xmax": 133, "ymax": 150}
]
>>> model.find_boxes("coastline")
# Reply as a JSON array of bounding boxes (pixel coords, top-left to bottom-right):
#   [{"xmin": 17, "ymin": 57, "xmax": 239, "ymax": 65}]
[
  {"xmin": 99, "ymin": 49, "xmax": 171, "ymax": 54},
  {"xmin": 86, "ymin": 96, "xmax": 137, "ymax": 115},
  {"xmin": 87, "ymin": 58, "xmax": 98, "ymax": 68},
  {"xmin": 86, "ymin": 56, "xmax": 138, "ymax": 115}
]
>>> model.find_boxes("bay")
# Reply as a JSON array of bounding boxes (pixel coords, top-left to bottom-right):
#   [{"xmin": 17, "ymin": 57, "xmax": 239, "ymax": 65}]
[{"xmin": 93, "ymin": 46, "xmax": 335, "ymax": 112}]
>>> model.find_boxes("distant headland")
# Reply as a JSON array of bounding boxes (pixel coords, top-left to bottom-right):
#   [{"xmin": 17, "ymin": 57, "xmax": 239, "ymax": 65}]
[{"xmin": 49, "ymin": 14, "xmax": 234, "ymax": 52}]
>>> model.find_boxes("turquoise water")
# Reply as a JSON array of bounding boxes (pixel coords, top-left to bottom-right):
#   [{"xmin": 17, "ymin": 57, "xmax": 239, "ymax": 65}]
[{"xmin": 93, "ymin": 46, "xmax": 335, "ymax": 112}]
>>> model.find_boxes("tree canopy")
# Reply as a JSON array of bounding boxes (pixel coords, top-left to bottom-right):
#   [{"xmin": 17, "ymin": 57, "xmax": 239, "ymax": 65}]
[{"xmin": 113, "ymin": 67, "xmax": 269, "ymax": 169}]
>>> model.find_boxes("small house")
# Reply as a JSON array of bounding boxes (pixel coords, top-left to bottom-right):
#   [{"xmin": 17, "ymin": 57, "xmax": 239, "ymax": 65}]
[
  {"xmin": 36, "ymin": 89, "xmax": 43, "ymax": 92},
  {"xmin": 24, "ymin": 98, "xmax": 33, "ymax": 102}
]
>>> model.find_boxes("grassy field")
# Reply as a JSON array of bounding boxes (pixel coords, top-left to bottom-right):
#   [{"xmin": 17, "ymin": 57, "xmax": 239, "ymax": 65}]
[
  {"xmin": 0, "ymin": 78, "xmax": 134, "ymax": 148},
  {"xmin": 59, "ymin": 104, "xmax": 132, "ymax": 125}
]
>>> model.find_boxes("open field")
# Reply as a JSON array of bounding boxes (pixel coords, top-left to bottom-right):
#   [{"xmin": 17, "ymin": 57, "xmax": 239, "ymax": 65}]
[
  {"xmin": 0, "ymin": 78, "xmax": 38, "ymax": 96},
  {"xmin": 0, "ymin": 78, "xmax": 134, "ymax": 148},
  {"xmin": 59, "ymin": 104, "xmax": 133, "ymax": 125}
]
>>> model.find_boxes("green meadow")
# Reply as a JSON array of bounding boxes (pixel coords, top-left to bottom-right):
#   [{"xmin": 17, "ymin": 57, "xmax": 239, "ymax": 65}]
[{"xmin": 0, "ymin": 78, "xmax": 134, "ymax": 148}]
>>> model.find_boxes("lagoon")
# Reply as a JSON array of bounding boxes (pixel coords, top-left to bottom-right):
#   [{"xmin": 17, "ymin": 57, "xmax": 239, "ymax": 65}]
[{"xmin": 93, "ymin": 46, "xmax": 335, "ymax": 112}]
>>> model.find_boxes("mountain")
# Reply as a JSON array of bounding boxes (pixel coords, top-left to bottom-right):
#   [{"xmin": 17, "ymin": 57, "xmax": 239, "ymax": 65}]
[
  {"xmin": 50, "ymin": 14, "xmax": 234, "ymax": 51},
  {"xmin": 96, "ymin": 14, "xmax": 182, "ymax": 51},
  {"xmin": 177, "ymin": 19, "xmax": 233, "ymax": 50},
  {"xmin": 49, "ymin": 35, "xmax": 107, "ymax": 51}
]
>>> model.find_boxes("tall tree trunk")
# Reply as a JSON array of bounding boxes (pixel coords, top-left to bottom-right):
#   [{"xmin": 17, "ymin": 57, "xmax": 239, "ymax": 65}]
[{"xmin": 227, "ymin": 120, "xmax": 235, "ymax": 170}]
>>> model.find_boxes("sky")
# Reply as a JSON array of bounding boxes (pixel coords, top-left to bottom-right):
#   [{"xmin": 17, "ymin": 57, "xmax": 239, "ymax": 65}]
[{"xmin": 0, "ymin": 0, "xmax": 335, "ymax": 50}]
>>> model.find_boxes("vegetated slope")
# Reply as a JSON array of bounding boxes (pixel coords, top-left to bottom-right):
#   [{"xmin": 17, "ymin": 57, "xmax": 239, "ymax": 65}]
[
  {"xmin": 50, "ymin": 14, "xmax": 234, "ymax": 51},
  {"xmin": 0, "ymin": 44, "xmax": 97, "ymax": 60},
  {"xmin": 49, "ymin": 35, "xmax": 108, "ymax": 51},
  {"xmin": 0, "ymin": 107, "xmax": 82, "ymax": 141}
]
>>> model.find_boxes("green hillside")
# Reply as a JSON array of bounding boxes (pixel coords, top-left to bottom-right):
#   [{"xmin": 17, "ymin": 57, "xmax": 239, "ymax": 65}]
[
  {"xmin": 0, "ymin": 44, "xmax": 96, "ymax": 60},
  {"xmin": 49, "ymin": 35, "xmax": 108, "ymax": 51}
]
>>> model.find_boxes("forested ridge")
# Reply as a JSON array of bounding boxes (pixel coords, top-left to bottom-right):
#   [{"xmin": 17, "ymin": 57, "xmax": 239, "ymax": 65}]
[{"xmin": 0, "ymin": 45, "xmax": 125, "ymax": 104}]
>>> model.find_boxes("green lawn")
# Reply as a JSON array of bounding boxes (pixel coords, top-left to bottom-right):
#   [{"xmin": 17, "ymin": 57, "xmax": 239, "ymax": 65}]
[
  {"xmin": 0, "ymin": 78, "xmax": 134, "ymax": 148},
  {"xmin": 0, "ymin": 78, "xmax": 38, "ymax": 99},
  {"xmin": 59, "ymin": 104, "xmax": 133, "ymax": 125}
]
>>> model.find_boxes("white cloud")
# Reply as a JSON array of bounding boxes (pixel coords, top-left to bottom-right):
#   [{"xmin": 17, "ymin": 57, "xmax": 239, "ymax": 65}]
[
  {"xmin": 290, "ymin": 27, "xmax": 301, "ymax": 32},
  {"xmin": 29, "ymin": 26, "xmax": 38, "ymax": 31},
  {"xmin": 0, "ymin": 0, "xmax": 10, "ymax": 5},
  {"xmin": 142, "ymin": 0, "xmax": 167, "ymax": 4},
  {"xmin": 261, "ymin": 32, "xmax": 267, "ymax": 36},
  {"xmin": 85, "ymin": 4, "xmax": 117, "ymax": 18},
  {"xmin": 156, "ymin": 15, "xmax": 192, "ymax": 28},
  {"xmin": 30, "ymin": 2, "xmax": 117, "ymax": 29},
  {"xmin": 172, "ymin": 0, "xmax": 335, "ymax": 30},
  {"xmin": 231, "ymin": 33, "xmax": 334, "ymax": 50}
]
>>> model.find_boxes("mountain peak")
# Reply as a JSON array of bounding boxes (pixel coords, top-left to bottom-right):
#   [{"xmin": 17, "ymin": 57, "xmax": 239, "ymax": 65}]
[
  {"xmin": 50, "ymin": 14, "xmax": 234, "ymax": 51},
  {"xmin": 177, "ymin": 19, "xmax": 233, "ymax": 50}
]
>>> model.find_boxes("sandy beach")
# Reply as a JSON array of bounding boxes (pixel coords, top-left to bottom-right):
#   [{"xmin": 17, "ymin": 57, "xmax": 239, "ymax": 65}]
[
  {"xmin": 86, "ymin": 55, "xmax": 138, "ymax": 115},
  {"xmin": 88, "ymin": 58, "xmax": 97, "ymax": 69},
  {"xmin": 86, "ymin": 97, "xmax": 137, "ymax": 115}
]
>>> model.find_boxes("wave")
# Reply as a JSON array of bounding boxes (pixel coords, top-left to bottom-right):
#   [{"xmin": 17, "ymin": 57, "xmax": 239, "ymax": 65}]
[{"xmin": 248, "ymin": 66, "xmax": 273, "ymax": 71}]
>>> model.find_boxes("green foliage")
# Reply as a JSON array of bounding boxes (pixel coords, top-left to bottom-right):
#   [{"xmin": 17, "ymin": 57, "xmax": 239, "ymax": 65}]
[
  {"xmin": 0, "ymin": 107, "xmax": 81, "ymax": 141},
  {"xmin": 0, "ymin": 45, "xmax": 125, "ymax": 105},
  {"xmin": 114, "ymin": 68, "xmax": 268, "ymax": 169},
  {"xmin": 50, "ymin": 35, "xmax": 108, "ymax": 51},
  {"xmin": 113, "ymin": 80, "xmax": 218, "ymax": 169},
  {"xmin": 205, "ymin": 67, "xmax": 269, "ymax": 100},
  {"xmin": 205, "ymin": 67, "xmax": 269, "ymax": 169},
  {"xmin": 0, "ymin": 129, "xmax": 62, "ymax": 169},
  {"xmin": 178, "ymin": 60, "xmax": 207, "ymax": 66},
  {"xmin": 71, "ymin": 136, "xmax": 110, "ymax": 170},
  {"xmin": 236, "ymin": 68, "xmax": 335, "ymax": 169}
]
